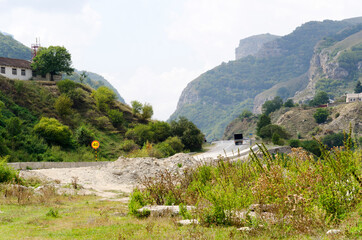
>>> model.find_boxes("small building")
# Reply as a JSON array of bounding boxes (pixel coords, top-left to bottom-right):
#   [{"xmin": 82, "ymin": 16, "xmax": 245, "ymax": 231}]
[
  {"xmin": 0, "ymin": 57, "xmax": 32, "ymax": 80},
  {"xmin": 346, "ymin": 93, "xmax": 362, "ymax": 103},
  {"xmin": 0, "ymin": 57, "xmax": 62, "ymax": 81}
]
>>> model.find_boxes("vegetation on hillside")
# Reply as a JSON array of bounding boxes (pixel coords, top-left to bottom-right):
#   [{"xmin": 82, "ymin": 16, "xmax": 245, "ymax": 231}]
[
  {"xmin": 171, "ymin": 19, "xmax": 358, "ymax": 140},
  {"xmin": 0, "ymin": 32, "xmax": 31, "ymax": 60},
  {"xmin": 0, "ymin": 76, "xmax": 203, "ymax": 162}
]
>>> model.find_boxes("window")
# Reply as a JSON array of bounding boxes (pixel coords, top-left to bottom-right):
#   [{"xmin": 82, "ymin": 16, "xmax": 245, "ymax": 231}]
[
  {"xmin": 0, "ymin": 67, "xmax": 5, "ymax": 74},
  {"xmin": 12, "ymin": 68, "xmax": 17, "ymax": 75},
  {"xmin": 21, "ymin": 69, "xmax": 26, "ymax": 76}
]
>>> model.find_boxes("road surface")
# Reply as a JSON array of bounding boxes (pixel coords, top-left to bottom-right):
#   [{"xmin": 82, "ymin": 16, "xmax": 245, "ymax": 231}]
[{"xmin": 194, "ymin": 140, "xmax": 258, "ymax": 160}]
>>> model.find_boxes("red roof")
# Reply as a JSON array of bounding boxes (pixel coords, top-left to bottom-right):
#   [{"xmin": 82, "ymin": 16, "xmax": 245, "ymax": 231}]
[{"xmin": 0, "ymin": 57, "xmax": 31, "ymax": 69}]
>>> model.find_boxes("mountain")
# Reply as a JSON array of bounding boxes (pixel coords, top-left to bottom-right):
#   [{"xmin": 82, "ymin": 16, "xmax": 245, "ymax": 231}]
[
  {"xmin": 170, "ymin": 17, "xmax": 362, "ymax": 140},
  {"xmin": 235, "ymin": 33, "xmax": 280, "ymax": 60},
  {"xmin": 0, "ymin": 32, "xmax": 31, "ymax": 60},
  {"xmin": 63, "ymin": 70, "xmax": 126, "ymax": 103},
  {"xmin": 0, "ymin": 31, "xmax": 126, "ymax": 103}
]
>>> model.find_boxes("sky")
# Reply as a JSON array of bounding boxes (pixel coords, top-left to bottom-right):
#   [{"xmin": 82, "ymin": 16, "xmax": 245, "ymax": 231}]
[{"xmin": 0, "ymin": 0, "xmax": 361, "ymax": 120}]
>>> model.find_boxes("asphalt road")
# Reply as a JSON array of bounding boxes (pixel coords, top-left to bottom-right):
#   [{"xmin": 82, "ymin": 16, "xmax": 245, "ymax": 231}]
[{"xmin": 194, "ymin": 140, "xmax": 257, "ymax": 160}]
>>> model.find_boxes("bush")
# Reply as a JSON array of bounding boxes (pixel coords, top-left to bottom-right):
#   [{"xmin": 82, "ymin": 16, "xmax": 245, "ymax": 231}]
[
  {"xmin": 0, "ymin": 157, "xmax": 21, "ymax": 183},
  {"xmin": 239, "ymin": 109, "xmax": 253, "ymax": 120},
  {"xmin": 75, "ymin": 126, "xmax": 94, "ymax": 146},
  {"xmin": 34, "ymin": 117, "xmax": 74, "ymax": 147},
  {"xmin": 256, "ymin": 114, "xmax": 271, "ymax": 136},
  {"xmin": 128, "ymin": 188, "xmax": 149, "ymax": 216},
  {"xmin": 284, "ymin": 99, "xmax": 295, "ymax": 107},
  {"xmin": 164, "ymin": 136, "xmax": 184, "ymax": 153},
  {"xmin": 120, "ymin": 139, "xmax": 139, "ymax": 152},
  {"xmin": 93, "ymin": 86, "xmax": 116, "ymax": 112},
  {"xmin": 170, "ymin": 117, "xmax": 204, "ymax": 151},
  {"xmin": 259, "ymin": 124, "xmax": 289, "ymax": 139},
  {"xmin": 154, "ymin": 142, "xmax": 175, "ymax": 158},
  {"xmin": 314, "ymin": 108, "xmax": 329, "ymax": 124},
  {"xmin": 57, "ymin": 79, "xmax": 76, "ymax": 94},
  {"xmin": 141, "ymin": 103, "xmax": 153, "ymax": 120},
  {"xmin": 107, "ymin": 109, "xmax": 124, "ymax": 128},
  {"xmin": 262, "ymin": 96, "xmax": 283, "ymax": 115},
  {"xmin": 289, "ymin": 139, "xmax": 301, "ymax": 148},
  {"xmin": 149, "ymin": 121, "xmax": 171, "ymax": 143},
  {"xmin": 301, "ymin": 140, "xmax": 321, "ymax": 156},
  {"xmin": 272, "ymin": 132, "xmax": 283, "ymax": 145},
  {"xmin": 54, "ymin": 94, "xmax": 73, "ymax": 117},
  {"xmin": 322, "ymin": 132, "xmax": 345, "ymax": 149},
  {"xmin": 94, "ymin": 116, "xmax": 113, "ymax": 130}
]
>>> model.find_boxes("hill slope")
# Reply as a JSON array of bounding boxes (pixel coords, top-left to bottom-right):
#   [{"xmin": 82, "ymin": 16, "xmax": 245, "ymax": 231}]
[
  {"xmin": 170, "ymin": 18, "xmax": 362, "ymax": 140},
  {"xmin": 0, "ymin": 32, "xmax": 31, "ymax": 60}
]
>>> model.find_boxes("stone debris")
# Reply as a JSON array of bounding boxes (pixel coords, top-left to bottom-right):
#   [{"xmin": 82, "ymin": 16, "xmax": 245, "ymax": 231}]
[
  {"xmin": 237, "ymin": 227, "xmax": 252, "ymax": 232},
  {"xmin": 326, "ymin": 229, "xmax": 342, "ymax": 235},
  {"xmin": 137, "ymin": 205, "xmax": 195, "ymax": 217},
  {"xmin": 178, "ymin": 219, "xmax": 199, "ymax": 225}
]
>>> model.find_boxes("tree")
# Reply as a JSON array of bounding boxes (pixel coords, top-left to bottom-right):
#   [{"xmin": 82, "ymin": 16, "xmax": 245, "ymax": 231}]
[
  {"xmin": 262, "ymin": 96, "xmax": 283, "ymax": 115},
  {"xmin": 170, "ymin": 117, "xmax": 204, "ymax": 151},
  {"xmin": 31, "ymin": 46, "xmax": 74, "ymax": 81},
  {"xmin": 107, "ymin": 109, "xmax": 124, "ymax": 128},
  {"xmin": 355, "ymin": 81, "xmax": 362, "ymax": 93},
  {"xmin": 239, "ymin": 109, "xmax": 253, "ymax": 120},
  {"xmin": 314, "ymin": 108, "xmax": 329, "ymax": 124},
  {"xmin": 256, "ymin": 114, "xmax": 271, "ymax": 136},
  {"xmin": 284, "ymin": 99, "xmax": 294, "ymax": 107},
  {"xmin": 310, "ymin": 91, "xmax": 329, "ymax": 106},
  {"xmin": 131, "ymin": 101, "xmax": 142, "ymax": 116},
  {"xmin": 141, "ymin": 103, "xmax": 153, "ymax": 120},
  {"xmin": 34, "ymin": 117, "xmax": 73, "ymax": 147},
  {"xmin": 259, "ymin": 124, "xmax": 289, "ymax": 139},
  {"xmin": 54, "ymin": 94, "xmax": 73, "ymax": 117},
  {"xmin": 93, "ymin": 86, "xmax": 116, "ymax": 112},
  {"xmin": 79, "ymin": 71, "xmax": 88, "ymax": 84}
]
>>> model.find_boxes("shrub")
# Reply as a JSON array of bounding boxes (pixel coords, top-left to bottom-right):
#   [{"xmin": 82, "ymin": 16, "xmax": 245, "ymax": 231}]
[
  {"xmin": 93, "ymin": 86, "xmax": 116, "ymax": 112},
  {"xmin": 322, "ymin": 132, "xmax": 345, "ymax": 149},
  {"xmin": 34, "ymin": 117, "xmax": 73, "ymax": 147},
  {"xmin": 6, "ymin": 117, "xmax": 22, "ymax": 137},
  {"xmin": 46, "ymin": 208, "xmax": 60, "ymax": 218},
  {"xmin": 289, "ymin": 139, "xmax": 301, "ymax": 148},
  {"xmin": 259, "ymin": 124, "xmax": 289, "ymax": 139},
  {"xmin": 170, "ymin": 117, "xmax": 204, "ymax": 151},
  {"xmin": 107, "ymin": 109, "xmax": 124, "ymax": 128},
  {"xmin": 272, "ymin": 132, "xmax": 282, "ymax": 145},
  {"xmin": 284, "ymin": 99, "xmax": 295, "ymax": 107},
  {"xmin": 131, "ymin": 100, "xmax": 142, "ymax": 116},
  {"xmin": 128, "ymin": 188, "xmax": 149, "ymax": 216},
  {"xmin": 239, "ymin": 109, "xmax": 253, "ymax": 120},
  {"xmin": 94, "ymin": 116, "xmax": 113, "ymax": 130},
  {"xmin": 57, "ymin": 79, "xmax": 76, "ymax": 94},
  {"xmin": 262, "ymin": 96, "xmax": 283, "ymax": 115},
  {"xmin": 75, "ymin": 126, "xmax": 94, "ymax": 146},
  {"xmin": 149, "ymin": 121, "xmax": 171, "ymax": 143},
  {"xmin": 54, "ymin": 94, "xmax": 73, "ymax": 117},
  {"xmin": 120, "ymin": 139, "xmax": 139, "ymax": 152},
  {"xmin": 0, "ymin": 157, "xmax": 21, "ymax": 183},
  {"xmin": 301, "ymin": 140, "xmax": 321, "ymax": 156},
  {"xmin": 256, "ymin": 114, "xmax": 271, "ymax": 136},
  {"xmin": 154, "ymin": 142, "xmax": 175, "ymax": 158},
  {"xmin": 314, "ymin": 108, "xmax": 329, "ymax": 124},
  {"xmin": 141, "ymin": 103, "xmax": 153, "ymax": 120},
  {"xmin": 165, "ymin": 136, "xmax": 184, "ymax": 153}
]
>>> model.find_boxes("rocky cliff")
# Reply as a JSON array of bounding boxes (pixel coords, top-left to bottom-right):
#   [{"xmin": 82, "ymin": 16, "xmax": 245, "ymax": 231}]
[{"xmin": 235, "ymin": 33, "xmax": 280, "ymax": 60}]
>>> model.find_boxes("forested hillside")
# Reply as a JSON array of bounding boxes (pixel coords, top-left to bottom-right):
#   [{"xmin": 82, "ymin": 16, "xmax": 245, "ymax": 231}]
[
  {"xmin": 170, "ymin": 17, "xmax": 362, "ymax": 140},
  {"xmin": 0, "ymin": 32, "xmax": 31, "ymax": 60}
]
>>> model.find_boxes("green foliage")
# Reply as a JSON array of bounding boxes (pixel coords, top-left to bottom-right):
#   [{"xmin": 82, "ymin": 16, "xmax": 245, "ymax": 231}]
[
  {"xmin": 179, "ymin": 203, "xmax": 192, "ymax": 220},
  {"xmin": 314, "ymin": 108, "xmax": 329, "ymax": 124},
  {"xmin": 272, "ymin": 132, "xmax": 282, "ymax": 145},
  {"xmin": 309, "ymin": 91, "xmax": 330, "ymax": 106},
  {"xmin": 284, "ymin": 99, "xmax": 295, "ymax": 107},
  {"xmin": 107, "ymin": 109, "xmax": 124, "ymax": 128},
  {"xmin": 164, "ymin": 136, "xmax": 184, "ymax": 153},
  {"xmin": 46, "ymin": 208, "xmax": 60, "ymax": 218},
  {"xmin": 170, "ymin": 117, "xmax": 204, "ymax": 151},
  {"xmin": 141, "ymin": 103, "xmax": 153, "ymax": 120},
  {"xmin": 31, "ymin": 46, "xmax": 74, "ymax": 80},
  {"xmin": 256, "ymin": 114, "xmax": 271, "ymax": 136},
  {"xmin": 129, "ymin": 188, "xmax": 149, "ymax": 217},
  {"xmin": 131, "ymin": 101, "xmax": 142, "ymax": 116},
  {"xmin": 93, "ymin": 86, "xmax": 116, "ymax": 112},
  {"xmin": 6, "ymin": 117, "xmax": 22, "ymax": 137},
  {"xmin": 56, "ymin": 79, "xmax": 77, "ymax": 94},
  {"xmin": 54, "ymin": 94, "xmax": 73, "ymax": 117},
  {"xmin": 34, "ymin": 117, "xmax": 73, "ymax": 147},
  {"xmin": 239, "ymin": 109, "xmax": 253, "ymax": 120},
  {"xmin": 149, "ymin": 121, "xmax": 171, "ymax": 143},
  {"xmin": 0, "ymin": 157, "xmax": 21, "ymax": 183},
  {"xmin": 301, "ymin": 140, "xmax": 321, "ymax": 156},
  {"xmin": 120, "ymin": 139, "xmax": 139, "ymax": 152},
  {"xmin": 75, "ymin": 126, "xmax": 94, "ymax": 146},
  {"xmin": 355, "ymin": 81, "xmax": 362, "ymax": 93},
  {"xmin": 338, "ymin": 43, "xmax": 362, "ymax": 80},
  {"xmin": 289, "ymin": 139, "xmax": 301, "ymax": 148},
  {"xmin": 322, "ymin": 132, "xmax": 345, "ymax": 149},
  {"xmin": 259, "ymin": 124, "xmax": 289, "ymax": 140},
  {"xmin": 0, "ymin": 32, "xmax": 31, "ymax": 60},
  {"xmin": 154, "ymin": 142, "xmax": 175, "ymax": 158},
  {"xmin": 126, "ymin": 124, "xmax": 154, "ymax": 146},
  {"xmin": 262, "ymin": 96, "xmax": 283, "ymax": 115}
]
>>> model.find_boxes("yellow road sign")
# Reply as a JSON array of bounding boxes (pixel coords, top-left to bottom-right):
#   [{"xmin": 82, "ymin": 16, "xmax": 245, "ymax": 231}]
[{"xmin": 91, "ymin": 140, "xmax": 100, "ymax": 149}]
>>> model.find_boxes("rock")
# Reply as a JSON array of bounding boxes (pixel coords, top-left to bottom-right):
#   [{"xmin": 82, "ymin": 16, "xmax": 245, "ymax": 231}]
[
  {"xmin": 326, "ymin": 229, "xmax": 342, "ymax": 235},
  {"xmin": 137, "ymin": 205, "xmax": 195, "ymax": 217},
  {"xmin": 237, "ymin": 227, "xmax": 252, "ymax": 232},
  {"xmin": 178, "ymin": 219, "xmax": 199, "ymax": 225}
]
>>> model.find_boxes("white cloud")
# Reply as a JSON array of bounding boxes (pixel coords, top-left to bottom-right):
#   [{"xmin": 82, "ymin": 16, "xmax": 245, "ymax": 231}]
[{"xmin": 0, "ymin": 3, "xmax": 101, "ymax": 66}]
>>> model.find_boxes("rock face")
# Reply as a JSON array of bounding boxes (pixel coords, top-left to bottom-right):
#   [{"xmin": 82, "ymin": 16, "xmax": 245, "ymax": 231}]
[{"xmin": 235, "ymin": 33, "xmax": 280, "ymax": 60}]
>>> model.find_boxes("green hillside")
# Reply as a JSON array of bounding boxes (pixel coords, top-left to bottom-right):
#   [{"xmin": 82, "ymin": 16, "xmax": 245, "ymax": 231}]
[
  {"xmin": 63, "ymin": 70, "xmax": 126, "ymax": 103},
  {"xmin": 0, "ymin": 32, "xmax": 31, "ymax": 60},
  {"xmin": 170, "ymin": 18, "xmax": 362, "ymax": 140}
]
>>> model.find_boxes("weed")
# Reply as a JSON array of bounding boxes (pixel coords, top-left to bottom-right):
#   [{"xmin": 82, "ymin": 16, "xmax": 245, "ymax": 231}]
[{"xmin": 46, "ymin": 208, "xmax": 59, "ymax": 218}]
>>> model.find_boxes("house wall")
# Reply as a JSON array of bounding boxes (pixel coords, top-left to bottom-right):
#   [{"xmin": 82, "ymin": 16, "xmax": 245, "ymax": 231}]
[
  {"xmin": 0, "ymin": 66, "xmax": 32, "ymax": 80},
  {"xmin": 346, "ymin": 93, "xmax": 362, "ymax": 102},
  {"xmin": 33, "ymin": 73, "xmax": 62, "ymax": 81}
]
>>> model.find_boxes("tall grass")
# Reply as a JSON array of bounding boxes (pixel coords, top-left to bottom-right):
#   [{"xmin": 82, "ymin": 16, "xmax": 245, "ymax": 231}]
[{"xmin": 130, "ymin": 133, "xmax": 361, "ymax": 234}]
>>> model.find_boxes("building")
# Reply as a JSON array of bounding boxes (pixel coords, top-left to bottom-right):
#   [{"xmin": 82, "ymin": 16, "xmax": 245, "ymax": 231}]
[
  {"xmin": 346, "ymin": 93, "xmax": 362, "ymax": 102},
  {"xmin": 0, "ymin": 57, "xmax": 32, "ymax": 80},
  {"xmin": 0, "ymin": 57, "xmax": 62, "ymax": 81}
]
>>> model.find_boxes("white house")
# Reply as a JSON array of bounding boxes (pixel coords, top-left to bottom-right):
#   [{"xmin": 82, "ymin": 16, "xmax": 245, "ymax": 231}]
[
  {"xmin": 346, "ymin": 93, "xmax": 362, "ymax": 102},
  {"xmin": 0, "ymin": 57, "xmax": 32, "ymax": 80}
]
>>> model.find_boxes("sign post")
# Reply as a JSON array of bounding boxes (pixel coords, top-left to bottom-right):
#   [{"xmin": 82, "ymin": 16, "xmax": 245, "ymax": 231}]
[{"xmin": 91, "ymin": 140, "xmax": 100, "ymax": 161}]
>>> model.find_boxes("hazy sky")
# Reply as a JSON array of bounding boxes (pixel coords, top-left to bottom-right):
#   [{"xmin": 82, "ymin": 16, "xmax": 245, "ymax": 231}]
[{"xmin": 0, "ymin": 0, "xmax": 361, "ymax": 120}]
